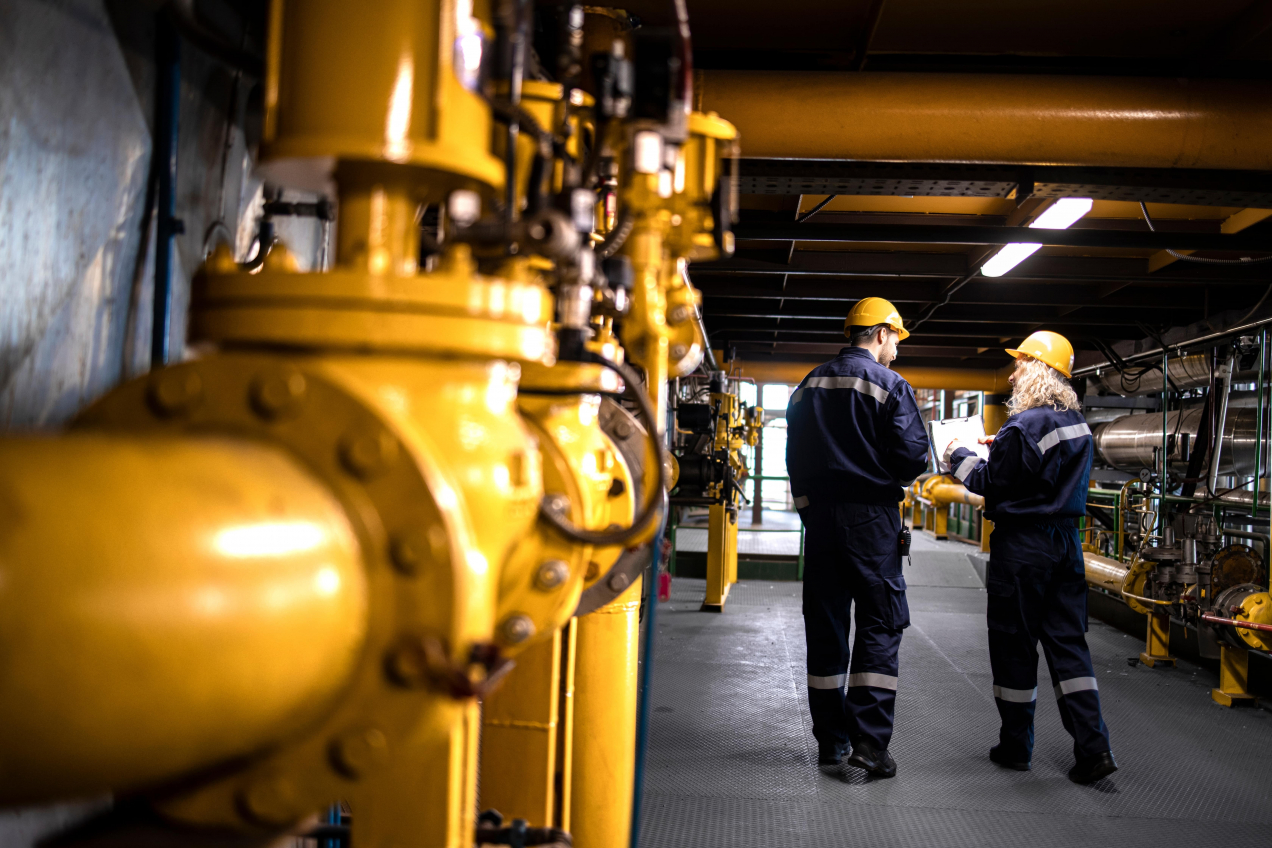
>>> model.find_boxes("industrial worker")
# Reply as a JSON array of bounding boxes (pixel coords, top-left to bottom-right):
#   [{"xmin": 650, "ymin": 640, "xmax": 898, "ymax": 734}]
[
  {"xmin": 786, "ymin": 297, "xmax": 930, "ymax": 778},
  {"xmin": 943, "ymin": 331, "xmax": 1117, "ymax": 785}
]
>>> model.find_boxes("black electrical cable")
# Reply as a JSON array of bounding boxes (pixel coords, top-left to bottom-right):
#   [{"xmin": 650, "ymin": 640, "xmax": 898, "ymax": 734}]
[
  {"xmin": 597, "ymin": 208, "xmax": 636, "ymax": 259},
  {"xmin": 1139, "ymin": 201, "xmax": 1272, "ymax": 265},
  {"xmin": 537, "ymin": 356, "xmax": 667, "ymax": 546}
]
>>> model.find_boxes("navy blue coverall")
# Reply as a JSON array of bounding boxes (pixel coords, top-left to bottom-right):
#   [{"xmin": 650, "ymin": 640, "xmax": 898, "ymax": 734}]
[
  {"xmin": 950, "ymin": 406, "xmax": 1112, "ymax": 762},
  {"xmin": 786, "ymin": 347, "xmax": 930, "ymax": 751}
]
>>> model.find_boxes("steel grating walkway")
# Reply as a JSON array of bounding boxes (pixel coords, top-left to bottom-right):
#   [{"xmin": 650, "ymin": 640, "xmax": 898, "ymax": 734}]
[{"xmin": 639, "ymin": 533, "xmax": 1272, "ymax": 847}]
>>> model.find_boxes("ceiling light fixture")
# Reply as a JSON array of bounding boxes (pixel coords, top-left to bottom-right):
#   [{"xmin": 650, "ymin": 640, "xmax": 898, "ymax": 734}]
[{"xmin": 980, "ymin": 197, "xmax": 1094, "ymax": 278}]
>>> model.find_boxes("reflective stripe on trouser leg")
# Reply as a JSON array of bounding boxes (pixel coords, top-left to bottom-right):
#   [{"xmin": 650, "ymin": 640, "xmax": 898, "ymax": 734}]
[
  {"xmin": 1051, "ymin": 675, "xmax": 1111, "ymax": 759},
  {"xmin": 988, "ymin": 628, "xmax": 1038, "ymax": 761},
  {"xmin": 802, "ymin": 507, "xmax": 853, "ymax": 748},
  {"xmin": 1040, "ymin": 570, "xmax": 1112, "ymax": 759}
]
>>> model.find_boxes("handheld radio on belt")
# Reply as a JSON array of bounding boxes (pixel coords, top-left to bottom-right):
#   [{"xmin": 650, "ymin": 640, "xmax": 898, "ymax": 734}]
[{"xmin": 898, "ymin": 527, "xmax": 912, "ymax": 567}]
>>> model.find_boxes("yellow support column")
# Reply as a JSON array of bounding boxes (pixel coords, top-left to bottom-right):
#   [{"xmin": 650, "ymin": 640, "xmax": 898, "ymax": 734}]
[
  {"xmin": 478, "ymin": 631, "xmax": 563, "ymax": 825},
  {"xmin": 570, "ymin": 578, "xmax": 642, "ymax": 848},
  {"xmin": 556, "ymin": 620, "xmax": 578, "ymax": 832},
  {"xmin": 725, "ymin": 507, "xmax": 739, "ymax": 588},
  {"xmin": 1140, "ymin": 612, "xmax": 1177, "ymax": 668},
  {"xmin": 702, "ymin": 502, "xmax": 732, "ymax": 612},
  {"xmin": 1212, "ymin": 644, "xmax": 1255, "ymax": 706},
  {"xmin": 933, "ymin": 506, "xmax": 950, "ymax": 540}
]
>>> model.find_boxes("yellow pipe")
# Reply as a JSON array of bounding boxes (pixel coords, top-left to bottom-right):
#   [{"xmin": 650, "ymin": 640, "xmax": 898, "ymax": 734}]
[
  {"xmin": 725, "ymin": 359, "xmax": 1013, "ymax": 392},
  {"xmin": 983, "ymin": 402, "xmax": 1008, "ymax": 436},
  {"xmin": 925, "ymin": 478, "xmax": 985, "ymax": 509},
  {"xmin": 697, "ymin": 71, "xmax": 1272, "ymax": 170},
  {"xmin": 1083, "ymin": 551, "xmax": 1129, "ymax": 594},
  {"xmin": 570, "ymin": 577, "xmax": 641, "ymax": 848},
  {"xmin": 0, "ymin": 434, "xmax": 365, "ymax": 804}
]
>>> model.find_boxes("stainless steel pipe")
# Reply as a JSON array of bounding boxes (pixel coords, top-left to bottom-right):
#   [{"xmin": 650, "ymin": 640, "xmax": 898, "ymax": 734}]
[
  {"xmin": 1093, "ymin": 408, "xmax": 1260, "ymax": 477},
  {"xmin": 1089, "ymin": 354, "xmax": 1212, "ymax": 398}
]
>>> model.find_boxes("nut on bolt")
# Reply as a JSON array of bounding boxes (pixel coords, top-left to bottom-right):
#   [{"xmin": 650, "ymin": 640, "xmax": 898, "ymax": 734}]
[
  {"xmin": 340, "ymin": 427, "xmax": 400, "ymax": 479},
  {"xmin": 667, "ymin": 304, "xmax": 691, "ymax": 325},
  {"xmin": 147, "ymin": 369, "xmax": 203, "ymax": 417},
  {"xmin": 535, "ymin": 559, "xmax": 570, "ymax": 591},
  {"xmin": 543, "ymin": 493, "xmax": 570, "ymax": 515},
  {"xmin": 330, "ymin": 726, "xmax": 389, "ymax": 778},
  {"xmin": 608, "ymin": 571, "xmax": 631, "ymax": 592},
  {"xmin": 251, "ymin": 368, "xmax": 308, "ymax": 419},
  {"xmin": 500, "ymin": 614, "xmax": 536, "ymax": 645},
  {"xmin": 669, "ymin": 343, "xmax": 689, "ymax": 361},
  {"xmin": 239, "ymin": 775, "xmax": 302, "ymax": 826},
  {"xmin": 390, "ymin": 528, "xmax": 433, "ymax": 576}
]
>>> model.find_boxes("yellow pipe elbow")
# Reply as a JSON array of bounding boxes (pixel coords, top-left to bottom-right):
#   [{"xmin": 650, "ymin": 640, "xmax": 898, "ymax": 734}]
[{"xmin": 0, "ymin": 434, "xmax": 366, "ymax": 805}]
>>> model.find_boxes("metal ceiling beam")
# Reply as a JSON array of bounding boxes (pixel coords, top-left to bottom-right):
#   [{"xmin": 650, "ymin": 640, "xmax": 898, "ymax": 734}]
[
  {"xmin": 733, "ymin": 220, "xmax": 1272, "ymax": 251},
  {"xmin": 691, "ymin": 250, "xmax": 1272, "ymax": 283},
  {"xmin": 706, "ymin": 323, "xmax": 1147, "ymax": 341},
  {"xmin": 694, "ymin": 280, "xmax": 1214, "ymax": 309},
  {"xmin": 731, "ymin": 158, "xmax": 1272, "ymax": 208}
]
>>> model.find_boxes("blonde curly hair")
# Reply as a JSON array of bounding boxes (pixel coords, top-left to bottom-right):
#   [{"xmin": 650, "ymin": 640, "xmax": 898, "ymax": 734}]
[{"xmin": 1007, "ymin": 356, "xmax": 1081, "ymax": 416}]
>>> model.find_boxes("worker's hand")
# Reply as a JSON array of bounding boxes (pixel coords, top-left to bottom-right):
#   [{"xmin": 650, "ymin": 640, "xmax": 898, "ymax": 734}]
[
  {"xmin": 940, "ymin": 439, "xmax": 963, "ymax": 467},
  {"xmin": 978, "ymin": 436, "xmax": 996, "ymax": 445}
]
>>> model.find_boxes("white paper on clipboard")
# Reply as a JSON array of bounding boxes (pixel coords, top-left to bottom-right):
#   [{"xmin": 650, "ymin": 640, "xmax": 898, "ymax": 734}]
[{"xmin": 928, "ymin": 415, "xmax": 989, "ymax": 471}]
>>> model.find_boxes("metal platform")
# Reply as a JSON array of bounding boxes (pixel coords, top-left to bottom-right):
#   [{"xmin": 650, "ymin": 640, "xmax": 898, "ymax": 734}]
[{"xmin": 638, "ymin": 533, "xmax": 1272, "ymax": 847}]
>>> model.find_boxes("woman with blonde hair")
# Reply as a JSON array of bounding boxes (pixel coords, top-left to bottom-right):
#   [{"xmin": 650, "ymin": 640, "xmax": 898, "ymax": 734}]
[{"xmin": 943, "ymin": 331, "xmax": 1117, "ymax": 785}]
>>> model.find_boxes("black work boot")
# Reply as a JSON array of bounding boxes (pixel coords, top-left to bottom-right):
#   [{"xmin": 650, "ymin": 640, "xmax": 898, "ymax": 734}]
[
  {"xmin": 817, "ymin": 741, "xmax": 848, "ymax": 766},
  {"xmin": 1069, "ymin": 751, "xmax": 1118, "ymax": 784},
  {"xmin": 989, "ymin": 745, "xmax": 1031, "ymax": 771},
  {"xmin": 845, "ymin": 740, "xmax": 897, "ymax": 778}
]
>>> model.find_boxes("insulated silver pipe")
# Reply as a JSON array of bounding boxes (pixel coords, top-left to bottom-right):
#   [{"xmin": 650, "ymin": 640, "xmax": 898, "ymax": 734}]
[
  {"xmin": 1093, "ymin": 407, "xmax": 1261, "ymax": 477},
  {"xmin": 1089, "ymin": 353, "xmax": 1212, "ymax": 397}
]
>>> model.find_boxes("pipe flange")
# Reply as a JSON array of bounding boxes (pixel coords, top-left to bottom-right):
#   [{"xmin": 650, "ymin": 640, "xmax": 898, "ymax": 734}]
[
  {"xmin": 1210, "ymin": 583, "xmax": 1270, "ymax": 650},
  {"xmin": 74, "ymin": 354, "xmax": 475, "ymax": 834},
  {"xmin": 575, "ymin": 398, "xmax": 656, "ymax": 615}
]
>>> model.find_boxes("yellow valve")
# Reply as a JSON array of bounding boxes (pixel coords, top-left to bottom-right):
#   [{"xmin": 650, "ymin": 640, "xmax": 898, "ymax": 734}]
[{"xmin": 262, "ymin": 0, "xmax": 503, "ymax": 195}]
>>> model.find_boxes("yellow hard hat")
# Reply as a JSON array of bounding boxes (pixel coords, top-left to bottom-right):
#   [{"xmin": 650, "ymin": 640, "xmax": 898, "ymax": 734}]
[
  {"xmin": 1005, "ymin": 330, "xmax": 1075, "ymax": 378},
  {"xmin": 844, "ymin": 296, "xmax": 910, "ymax": 341}
]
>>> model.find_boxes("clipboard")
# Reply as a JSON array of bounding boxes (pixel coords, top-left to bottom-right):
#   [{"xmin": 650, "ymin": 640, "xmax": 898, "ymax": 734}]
[{"xmin": 928, "ymin": 414, "xmax": 989, "ymax": 472}]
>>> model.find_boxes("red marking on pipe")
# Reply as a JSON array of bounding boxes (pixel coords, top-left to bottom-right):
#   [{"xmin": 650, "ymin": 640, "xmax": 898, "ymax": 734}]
[{"xmin": 1202, "ymin": 614, "xmax": 1272, "ymax": 634}]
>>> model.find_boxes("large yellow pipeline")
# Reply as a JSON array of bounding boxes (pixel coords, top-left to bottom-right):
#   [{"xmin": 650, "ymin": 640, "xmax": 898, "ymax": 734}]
[
  {"xmin": 0, "ymin": 435, "xmax": 365, "ymax": 803},
  {"xmin": 1083, "ymin": 551, "xmax": 1130, "ymax": 594},
  {"xmin": 727, "ymin": 360, "xmax": 1013, "ymax": 393},
  {"xmin": 696, "ymin": 71, "xmax": 1272, "ymax": 170},
  {"xmin": 570, "ymin": 577, "xmax": 642, "ymax": 848}
]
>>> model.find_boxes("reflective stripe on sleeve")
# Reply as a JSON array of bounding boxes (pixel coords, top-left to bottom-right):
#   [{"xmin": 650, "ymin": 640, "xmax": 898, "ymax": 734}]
[
  {"xmin": 807, "ymin": 673, "xmax": 846, "ymax": 689},
  {"xmin": 847, "ymin": 672, "xmax": 898, "ymax": 691},
  {"xmin": 797, "ymin": 375, "xmax": 891, "ymax": 404},
  {"xmin": 1054, "ymin": 676, "xmax": 1098, "ymax": 697},
  {"xmin": 993, "ymin": 685, "xmax": 1038, "ymax": 703},
  {"xmin": 1036, "ymin": 423, "xmax": 1091, "ymax": 454},
  {"xmin": 954, "ymin": 455, "xmax": 979, "ymax": 482},
  {"xmin": 793, "ymin": 495, "xmax": 810, "ymax": 509}
]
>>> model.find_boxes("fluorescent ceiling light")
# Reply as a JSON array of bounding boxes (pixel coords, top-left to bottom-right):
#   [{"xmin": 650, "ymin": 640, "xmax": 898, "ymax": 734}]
[{"xmin": 980, "ymin": 197, "xmax": 1094, "ymax": 278}]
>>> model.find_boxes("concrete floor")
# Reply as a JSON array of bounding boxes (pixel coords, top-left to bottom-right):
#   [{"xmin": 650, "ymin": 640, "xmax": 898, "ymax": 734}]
[{"xmin": 639, "ymin": 532, "xmax": 1272, "ymax": 847}]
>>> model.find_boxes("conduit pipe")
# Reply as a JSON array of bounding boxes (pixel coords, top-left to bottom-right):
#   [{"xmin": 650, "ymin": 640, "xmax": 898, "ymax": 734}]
[
  {"xmin": 0, "ymin": 435, "xmax": 366, "ymax": 804},
  {"xmin": 696, "ymin": 71, "xmax": 1272, "ymax": 170}
]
